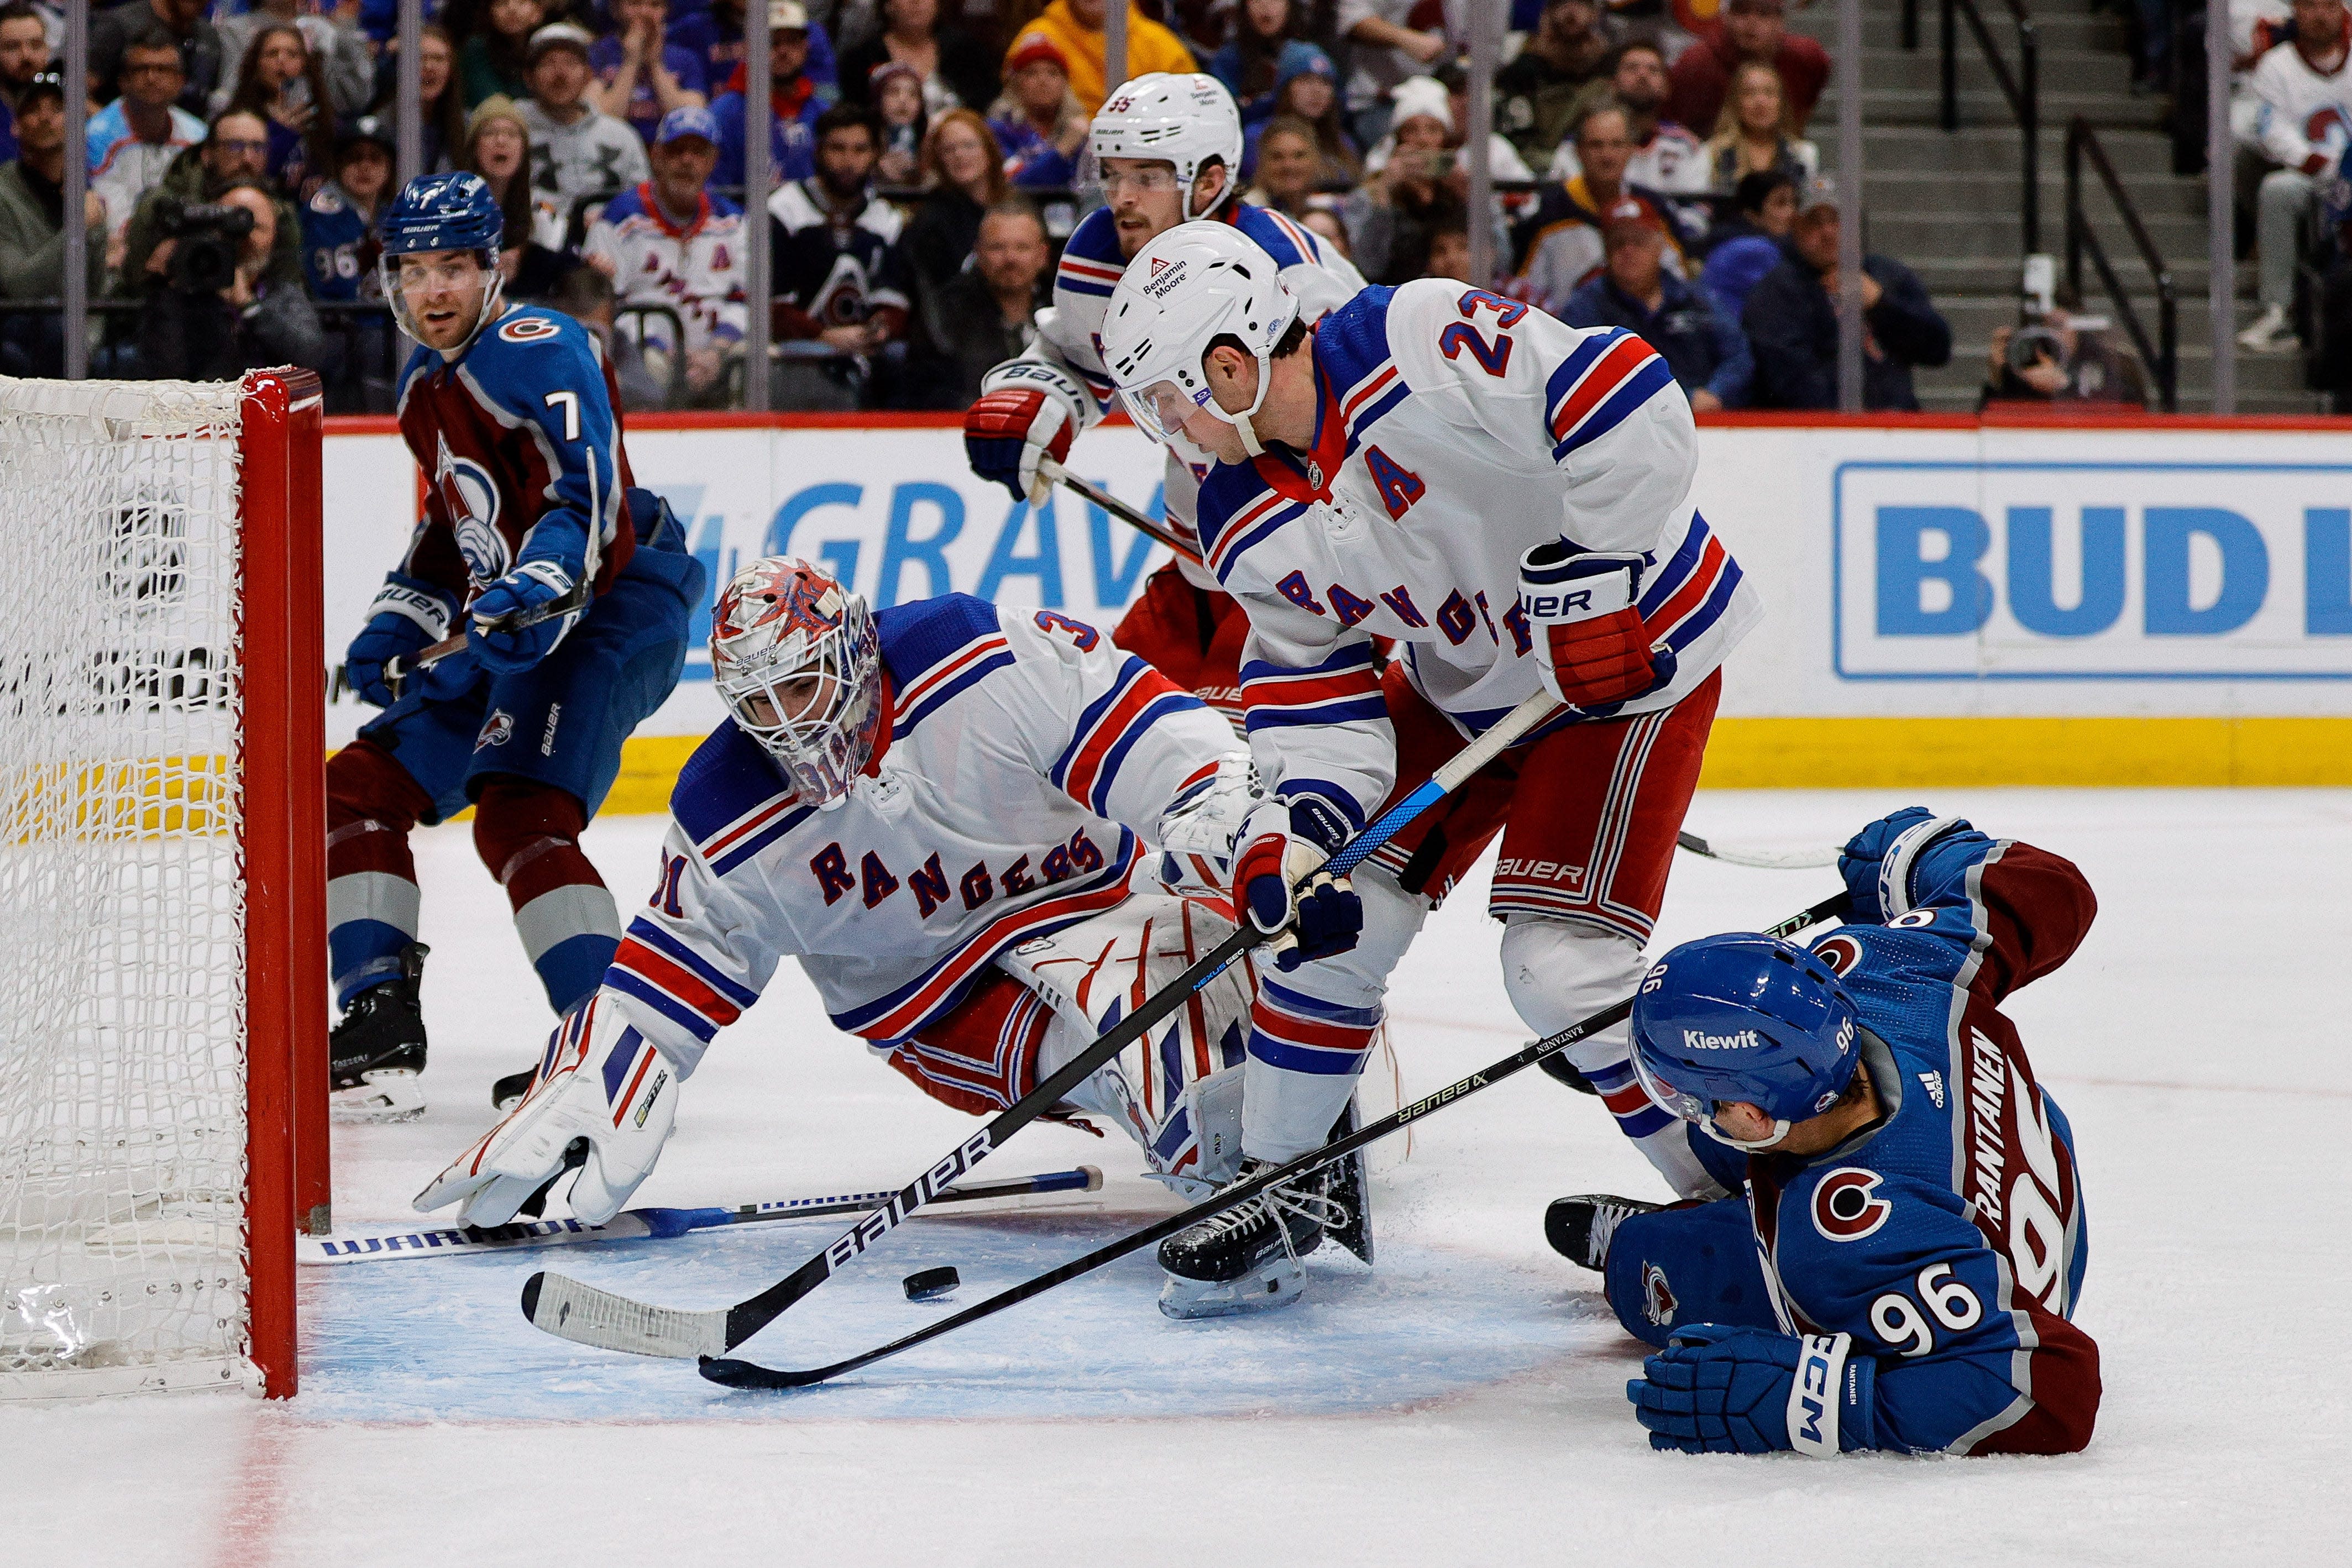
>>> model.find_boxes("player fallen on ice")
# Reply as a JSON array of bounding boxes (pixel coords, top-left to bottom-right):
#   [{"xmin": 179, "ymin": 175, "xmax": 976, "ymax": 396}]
[
  {"xmin": 1098, "ymin": 226, "xmax": 1762, "ymax": 1318},
  {"xmin": 1549, "ymin": 810, "xmax": 2101, "ymax": 1456},
  {"xmin": 327, "ymin": 171, "xmax": 705, "ymax": 1122},
  {"xmin": 961, "ymin": 72, "xmax": 1363, "ymax": 723},
  {"xmin": 413, "ymin": 558, "xmax": 1372, "ymax": 1261}
]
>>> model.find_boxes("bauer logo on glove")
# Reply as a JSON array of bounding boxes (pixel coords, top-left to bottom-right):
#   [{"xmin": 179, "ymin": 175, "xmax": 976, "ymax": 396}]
[{"xmin": 1517, "ymin": 540, "xmax": 1678, "ymax": 714}]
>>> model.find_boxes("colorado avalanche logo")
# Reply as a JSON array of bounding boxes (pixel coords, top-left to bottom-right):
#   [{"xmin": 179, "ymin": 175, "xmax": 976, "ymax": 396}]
[
  {"xmin": 1813, "ymin": 934, "xmax": 1862, "ymax": 976},
  {"xmin": 1642, "ymin": 1262, "xmax": 1678, "ymax": 1326},
  {"xmin": 1810, "ymin": 1167, "xmax": 1893, "ymax": 1244},
  {"xmin": 434, "ymin": 437, "xmax": 510, "ymax": 586},
  {"xmin": 475, "ymin": 708, "xmax": 515, "ymax": 749}
]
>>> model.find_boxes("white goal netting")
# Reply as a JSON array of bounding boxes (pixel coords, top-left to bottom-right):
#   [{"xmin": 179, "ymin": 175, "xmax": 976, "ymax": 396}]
[{"xmin": 0, "ymin": 378, "xmax": 260, "ymax": 1399}]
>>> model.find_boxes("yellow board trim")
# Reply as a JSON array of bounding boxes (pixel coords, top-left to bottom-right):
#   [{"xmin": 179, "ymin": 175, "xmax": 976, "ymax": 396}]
[{"xmin": 1691, "ymin": 717, "xmax": 2352, "ymax": 789}]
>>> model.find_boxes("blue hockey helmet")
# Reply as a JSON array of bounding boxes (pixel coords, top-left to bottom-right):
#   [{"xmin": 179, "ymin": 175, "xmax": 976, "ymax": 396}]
[
  {"xmin": 1629, "ymin": 932, "xmax": 1861, "ymax": 1150},
  {"xmin": 379, "ymin": 171, "xmax": 506, "ymax": 351}
]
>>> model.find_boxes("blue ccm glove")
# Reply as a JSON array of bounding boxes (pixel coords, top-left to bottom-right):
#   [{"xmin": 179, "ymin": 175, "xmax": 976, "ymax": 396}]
[
  {"xmin": 1230, "ymin": 794, "xmax": 1363, "ymax": 972},
  {"xmin": 344, "ymin": 573, "xmax": 475, "ymax": 707},
  {"xmin": 467, "ymin": 560, "xmax": 583, "ymax": 673},
  {"xmin": 1627, "ymin": 1324, "xmax": 1877, "ymax": 1455},
  {"xmin": 1836, "ymin": 806, "xmax": 1978, "ymax": 924}
]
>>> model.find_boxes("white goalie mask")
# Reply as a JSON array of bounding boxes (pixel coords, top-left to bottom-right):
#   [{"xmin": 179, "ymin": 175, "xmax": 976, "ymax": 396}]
[
  {"xmin": 709, "ymin": 557, "xmax": 884, "ymax": 811},
  {"xmin": 1101, "ymin": 223, "xmax": 1300, "ymax": 457},
  {"xmin": 1085, "ymin": 71, "xmax": 1244, "ymax": 222}
]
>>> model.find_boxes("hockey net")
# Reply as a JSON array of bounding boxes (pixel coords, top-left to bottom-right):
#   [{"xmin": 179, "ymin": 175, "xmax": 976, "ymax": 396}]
[{"xmin": 0, "ymin": 373, "xmax": 324, "ymax": 1401}]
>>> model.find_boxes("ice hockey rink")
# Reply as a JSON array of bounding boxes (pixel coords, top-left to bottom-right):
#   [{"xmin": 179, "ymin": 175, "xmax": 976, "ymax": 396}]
[{"xmin": 4, "ymin": 786, "xmax": 2345, "ymax": 1566}]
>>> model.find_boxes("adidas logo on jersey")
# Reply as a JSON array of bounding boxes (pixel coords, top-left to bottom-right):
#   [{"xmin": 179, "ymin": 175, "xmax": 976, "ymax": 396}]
[
  {"xmin": 1681, "ymin": 1027, "xmax": 1761, "ymax": 1051},
  {"xmin": 1919, "ymin": 1071, "xmax": 1946, "ymax": 1109}
]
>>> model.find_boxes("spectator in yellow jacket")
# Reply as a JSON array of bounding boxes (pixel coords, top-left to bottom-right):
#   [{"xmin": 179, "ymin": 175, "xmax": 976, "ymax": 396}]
[{"xmin": 1002, "ymin": 0, "xmax": 1195, "ymax": 118}]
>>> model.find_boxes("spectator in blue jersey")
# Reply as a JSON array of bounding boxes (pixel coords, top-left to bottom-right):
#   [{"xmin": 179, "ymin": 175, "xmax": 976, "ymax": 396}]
[
  {"xmin": 1699, "ymin": 166, "xmax": 1796, "ymax": 324},
  {"xmin": 0, "ymin": 3, "xmax": 52, "ymax": 164},
  {"xmin": 591, "ymin": 0, "xmax": 709, "ymax": 149},
  {"xmin": 1211, "ymin": 0, "xmax": 1322, "ymax": 126},
  {"xmin": 674, "ymin": 0, "xmax": 840, "ymax": 114},
  {"xmin": 303, "ymin": 122, "xmax": 395, "ymax": 303},
  {"xmin": 1563, "ymin": 198, "xmax": 1751, "ymax": 411},
  {"xmin": 709, "ymin": 1, "xmax": 826, "ymax": 192},
  {"xmin": 767, "ymin": 103, "xmax": 913, "ymax": 409},
  {"xmin": 1743, "ymin": 184, "xmax": 1951, "ymax": 411},
  {"xmin": 987, "ymin": 32, "xmax": 1087, "ymax": 190}
]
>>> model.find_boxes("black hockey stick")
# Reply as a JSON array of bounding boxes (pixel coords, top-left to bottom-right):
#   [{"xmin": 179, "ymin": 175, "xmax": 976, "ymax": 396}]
[
  {"xmin": 699, "ymin": 889, "xmax": 1856, "ymax": 1390},
  {"xmin": 369, "ymin": 577, "xmax": 596, "ymax": 700},
  {"xmin": 1038, "ymin": 457, "xmax": 1203, "ymax": 564},
  {"xmin": 519, "ymin": 691, "xmax": 1564, "ymax": 1360}
]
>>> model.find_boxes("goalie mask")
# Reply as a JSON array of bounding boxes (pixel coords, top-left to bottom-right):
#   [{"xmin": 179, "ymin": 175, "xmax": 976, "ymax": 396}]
[{"xmin": 710, "ymin": 557, "xmax": 884, "ymax": 811}]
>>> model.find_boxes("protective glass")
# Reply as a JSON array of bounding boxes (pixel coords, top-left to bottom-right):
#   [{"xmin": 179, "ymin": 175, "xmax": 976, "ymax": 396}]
[
  {"xmin": 1629, "ymin": 1044, "xmax": 1711, "ymax": 1127},
  {"xmin": 1097, "ymin": 163, "xmax": 1180, "ymax": 197},
  {"xmin": 380, "ymin": 248, "xmax": 503, "ymax": 349},
  {"xmin": 713, "ymin": 599, "xmax": 882, "ymax": 809}
]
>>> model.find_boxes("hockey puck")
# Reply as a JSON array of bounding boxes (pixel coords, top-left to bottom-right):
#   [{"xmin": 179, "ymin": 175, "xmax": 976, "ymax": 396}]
[{"xmin": 903, "ymin": 1266, "xmax": 960, "ymax": 1301}]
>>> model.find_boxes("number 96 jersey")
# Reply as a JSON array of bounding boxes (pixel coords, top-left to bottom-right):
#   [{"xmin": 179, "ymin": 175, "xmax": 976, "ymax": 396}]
[{"xmin": 395, "ymin": 305, "xmax": 638, "ymax": 605}]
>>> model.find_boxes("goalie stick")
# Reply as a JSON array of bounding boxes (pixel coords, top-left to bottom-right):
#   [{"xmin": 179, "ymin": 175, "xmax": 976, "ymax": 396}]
[
  {"xmin": 298, "ymin": 1166, "xmax": 1102, "ymax": 1265},
  {"xmin": 1038, "ymin": 457, "xmax": 1202, "ymax": 565},
  {"xmin": 1675, "ymin": 830, "xmax": 1839, "ymax": 871},
  {"xmin": 698, "ymin": 890, "xmax": 1856, "ymax": 1389},
  {"xmin": 520, "ymin": 688, "xmax": 1565, "ymax": 1360}
]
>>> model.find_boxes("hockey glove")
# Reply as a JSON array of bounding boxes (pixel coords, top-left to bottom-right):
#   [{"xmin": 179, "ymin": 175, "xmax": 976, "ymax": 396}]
[
  {"xmin": 1154, "ymin": 753, "xmax": 1261, "ymax": 895},
  {"xmin": 964, "ymin": 362, "xmax": 1087, "ymax": 506},
  {"xmin": 1836, "ymin": 807, "xmax": 1977, "ymax": 924},
  {"xmin": 1232, "ymin": 795, "xmax": 1363, "ymax": 972},
  {"xmin": 345, "ymin": 573, "xmax": 469, "ymax": 707},
  {"xmin": 1627, "ymin": 1325, "xmax": 1877, "ymax": 1456},
  {"xmin": 413, "ymin": 997, "xmax": 679, "ymax": 1228},
  {"xmin": 468, "ymin": 560, "xmax": 582, "ymax": 673},
  {"xmin": 1517, "ymin": 541, "xmax": 1678, "ymax": 715}
]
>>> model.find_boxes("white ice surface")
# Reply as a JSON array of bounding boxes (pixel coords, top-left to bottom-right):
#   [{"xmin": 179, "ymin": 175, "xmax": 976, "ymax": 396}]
[{"xmin": 5, "ymin": 789, "xmax": 2349, "ymax": 1566}]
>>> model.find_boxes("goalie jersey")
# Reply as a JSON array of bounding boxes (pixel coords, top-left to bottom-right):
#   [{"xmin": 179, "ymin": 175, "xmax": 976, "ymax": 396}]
[
  {"xmin": 394, "ymin": 305, "xmax": 637, "ymax": 604},
  {"xmin": 597, "ymin": 595, "xmax": 1241, "ymax": 1069},
  {"xmin": 1613, "ymin": 817, "xmax": 2103, "ymax": 1455},
  {"xmin": 1193, "ymin": 277, "xmax": 1764, "ymax": 835}
]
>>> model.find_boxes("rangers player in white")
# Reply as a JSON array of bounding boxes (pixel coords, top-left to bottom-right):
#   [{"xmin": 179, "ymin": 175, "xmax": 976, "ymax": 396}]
[
  {"xmin": 1099, "ymin": 225, "xmax": 1763, "ymax": 1315},
  {"xmin": 962, "ymin": 72, "xmax": 1364, "ymax": 720},
  {"xmin": 415, "ymin": 559, "xmax": 1370, "ymax": 1262}
]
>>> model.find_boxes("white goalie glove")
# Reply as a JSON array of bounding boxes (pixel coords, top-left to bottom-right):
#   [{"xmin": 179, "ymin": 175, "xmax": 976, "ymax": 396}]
[
  {"xmin": 413, "ymin": 995, "xmax": 679, "ymax": 1228},
  {"xmin": 1151, "ymin": 753, "xmax": 1260, "ymax": 896}
]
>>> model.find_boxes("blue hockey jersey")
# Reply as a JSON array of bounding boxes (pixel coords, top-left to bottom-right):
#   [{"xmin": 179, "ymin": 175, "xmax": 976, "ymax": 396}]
[
  {"xmin": 1609, "ymin": 814, "xmax": 2102, "ymax": 1455},
  {"xmin": 393, "ymin": 304, "xmax": 637, "ymax": 607}
]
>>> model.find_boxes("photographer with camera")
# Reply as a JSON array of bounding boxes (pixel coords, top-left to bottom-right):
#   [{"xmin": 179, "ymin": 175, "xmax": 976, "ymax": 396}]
[
  {"xmin": 1981, "ymin": 291, "xmax": 2149, "ymax": 410},
  {"xmin": 133, "ymin": 181, "xmax": 332, "ymax": 382},
  {"xmin": 121, "ymin": 109, "xmax": 305, "ymax": 295}
]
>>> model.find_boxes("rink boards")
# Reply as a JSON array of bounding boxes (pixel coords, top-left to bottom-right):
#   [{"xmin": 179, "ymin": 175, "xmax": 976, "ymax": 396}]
[{"xmin": 314, "ymin": 412, "xmax": 2352, "ymax": 804}]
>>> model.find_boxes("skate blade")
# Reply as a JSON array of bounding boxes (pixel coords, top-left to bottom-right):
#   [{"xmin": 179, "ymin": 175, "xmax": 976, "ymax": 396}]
[
  {"xmin": 1156, "ymin": 1257, "xmax": 1308, "ymax": 1320},
  {"xmin": 331, "ymin": 1068, "xmax": 426, "ymax": 1125}
]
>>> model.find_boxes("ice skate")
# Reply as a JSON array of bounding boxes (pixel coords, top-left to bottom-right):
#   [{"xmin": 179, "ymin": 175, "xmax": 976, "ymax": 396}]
[
  {"xmin": 1544, "ymin": 1194, "xmax": 1661, "ymax": 1273},
  {"xmin": 330, "ymin": 942, "xmax": 429, "ymax": 1124},
  {"xmin": 1157, "ymin": 1156, "xmax": 1350, "ymax": 1319}
]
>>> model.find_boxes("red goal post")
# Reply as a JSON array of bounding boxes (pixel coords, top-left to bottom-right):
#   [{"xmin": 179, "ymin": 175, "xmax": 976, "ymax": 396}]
[{"xmin": 0, "ymin": 369, "xmax": 326, "ymax": 1401}]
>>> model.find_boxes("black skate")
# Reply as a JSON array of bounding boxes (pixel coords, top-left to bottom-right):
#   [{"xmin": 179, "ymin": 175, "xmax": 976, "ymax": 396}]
[
  {"xmin": 1544, "ymin": 1193, "xmax": 1661, "ymax": 1273},
  {"xmin": 491, "ymin": 1063, "xmax": 537, "ymax": 1113},
  {"xmin": 329, "ymin": 942, "xmax": 428, "ymax": 1124},
  {"xmin": 1157, "ymin": 1157, "xmax": 1349, "ymax": 1319}
]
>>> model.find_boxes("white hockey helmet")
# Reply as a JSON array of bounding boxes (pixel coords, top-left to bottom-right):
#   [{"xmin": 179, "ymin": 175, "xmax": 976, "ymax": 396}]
[
  {"xmin": 1089, "ymin": 72, "xmax": 1244, "ymax": 221},
  {"xmin": 1101, "ymin": 222, "xmax": 1300, "ymax": 457},
  {"xmin": 709, "ymin": 556, "xmax": 884, "ymax": 811}
]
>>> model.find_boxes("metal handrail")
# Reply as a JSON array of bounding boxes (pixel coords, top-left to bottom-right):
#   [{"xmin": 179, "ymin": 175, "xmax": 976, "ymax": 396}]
[
  {"xmin": 2065, "ymin": 116, "xmax": 2178, "ymax": 411},
  {"xmin": 1937, "ymin": 0, "xmax": 2041, "ymax": 254}
]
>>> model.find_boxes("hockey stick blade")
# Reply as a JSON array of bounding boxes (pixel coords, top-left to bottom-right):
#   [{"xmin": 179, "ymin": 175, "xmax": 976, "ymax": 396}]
[
  {"xmin": 525, "ymin": 693, "xmax": 1563, "ymax": 1360},
  {"xmin": 700, "ymin": 890, "xmax": 1853, "ymax": 1390},
  {"xmin": 306, "ymin": 1167, "xmax": 1101, "ymax": 1265},
  {"xmin": 1675, "ymin": 830, "xmax": 1840, "ymax": 871}
]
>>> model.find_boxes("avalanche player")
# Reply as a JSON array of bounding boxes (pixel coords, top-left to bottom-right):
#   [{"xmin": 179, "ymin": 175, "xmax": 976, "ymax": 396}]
[
  {"xmin": 1550, "ymin": 810, "xmax": 2100, "ymax": 1457},
  {"xmin": 961, "ymin": 73, "xmax": 1363, "ymax": 722},
  {"xmin": 412, "ymin": 558, "xmax": 1374, "ymax": 1251},
  {"xmin": 1099, "ymin": 226, "xmax": 1762, "ymax": 1316},
  {"xmin": 327, "ymin": 171, "xmax": 705, "ymax": 1121}
]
